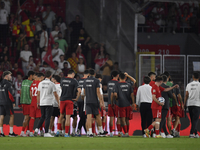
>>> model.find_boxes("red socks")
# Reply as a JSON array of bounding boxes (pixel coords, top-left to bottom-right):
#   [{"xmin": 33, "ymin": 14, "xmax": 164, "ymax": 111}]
[
  {"xmin": 65, "ymin": 126, "xmax": 69, "ymax": 133},
  {"xmin": 155, "ymin": 129, "xmax": 159, "ymax": 135},
  {"xmin": 57, "ymin": 123, "xmax": 62, "ymax": 130},
  {"xmin": 161, "ymin": 128, "xmax": 164, "ymax": 133},
  {"xmin": 148, "ymin": 125, "xmax": 154, "ymax": 131},
  {"xmin": 92, "ymin": 122, "xmax": 95, "ymax": 133},
  {"xmin": 117, "ymin": 124, "xmax": 122, "ymax": 132},
  {"xmin": 29, "ymin": 119, "xmax": 35, "ymax": 132},
  {"xmin": 52, "ymin": 125, "xmax": 54, "ymax": 131},
  {"xmin": 26, "ymin": 125, "xmax": 29, "ymax": 131},
  {"xmin": 22, "ymin": 127, "xmax": 25, "ymax": 131},
  {"xmin": 177, "ymin": 124, "xmax": 181, "ymax": 132},
  {"xmin": 102, "ymin": 122, "xmax": 105, "ymax": 130},
  {"xmin": 123, "ymin": 125, "xmax": 127, "ymax": 133},
  {"xmin": 109, "ymin": 126, "xmax": 113, "ymax": 132}
]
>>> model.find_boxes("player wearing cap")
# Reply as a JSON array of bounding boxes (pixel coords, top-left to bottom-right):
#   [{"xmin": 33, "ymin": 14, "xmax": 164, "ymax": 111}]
[
  {"xmin": 29, "ymin": 73, "xmax": 45, "ymax": 137},
  {"xmin": 0, "ymin": 71, "xmax": 17, "ymax": 137},
  {"xmin": 20, "ymin": 71, "xmax": 35, "ymax": 137}
]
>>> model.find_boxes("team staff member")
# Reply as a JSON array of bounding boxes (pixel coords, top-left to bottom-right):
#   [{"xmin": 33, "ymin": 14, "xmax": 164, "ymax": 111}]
[
  {"xmin": 184, "ymin": 72, "xmax": 200, "ymax": 138},
  {"xmin": 77, "ymin": 70, "xmax": 89, "ymax": 136},
  {"xmin": 0, "ymin": 71, "xmax": 17, "ymax": 137},
  {"xmin": 144, "ymin": 76, "xmax": 178, "ymax": 138},
  {"xmin": 34, "ymin": 71, "xmax": 60, "ymax": 137},
  {"xmin": 108, "ymin": 71, "xmax": 119, "ymax": 137},
  {"xmin": 56, "ymin": 70, "xmax": 80, "ymax": 137},
  {"xmin": 29, "ymin": 73, "xmax": 45, "ymax": 137},
  {"xmin": 20, "ymin": 71, "xmax": 35, "ymax": 137},
  {"xmin": 113, "ymin": 73, "xmax": 136, "ymax": 137},
  {"xmin": 136, "ymin": 76, "xmax": 152, "ymax": 138}
]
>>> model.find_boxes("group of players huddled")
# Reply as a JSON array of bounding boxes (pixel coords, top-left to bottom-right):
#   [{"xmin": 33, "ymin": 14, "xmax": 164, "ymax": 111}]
[{"xmin": 0, "ymin": 69, "xmax": 199, "ymax": 138}]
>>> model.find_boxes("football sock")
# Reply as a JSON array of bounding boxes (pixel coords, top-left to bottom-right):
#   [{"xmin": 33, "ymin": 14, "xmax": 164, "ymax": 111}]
[
  {"xmin": 109, "ymin": 126, "xmax": 113, "ymax": 133},
  {"xmin": 102, "ymin": 122, "xmax": 105, "ymax": 130},
  {"xmin": 65, "ymin": 126, "xmax": 69, "ymax": 134},
  {"xmin": 123, "ymin": 125, "xmax": 127, "ymax": 133},
  {"xmin": 22, "ymin": 127, "xmax": 25, "ymax": 131},
  {"xmin": 161, "ymin": 128, "xmax": 164, "ymax": 133},
  {"xmin": 89, "ymin": 128, "xmax": 92, "ymax": 135},
  {"xmin": 52, "ymin": 125, "xmax": 54, "ymax": 131},
  {"xmin": 99, "ymin": 126, "xmax": 104, "ymax": 133},
  {"xmin": 155, "ymin": 129, "xmax": 159, "ymax": 135},
  {"xmin": 26, "ymin": 125, "xmax": 29, "ymax": 131},
  {"xmin": 48, "ymin": 129, "xmax": 51, "ymax": 133},
  {"xmin": 57, "ymin": 123, "xmax": 62, "ymax": 131},
  {"xmin": 29, "ymin": 118, "xmax": 35, "ymax": 132},
  {"xmin": 127, "ymin": 125, "xmax": 129, "ymax": 133},
  {"xmin": 148, "ymin": 125, "xmax": 154, "ymax": 131},
  {"xmin": 0, "ymin": 127, "xmax": 3, "ymax": 134},
  {"xmin": 62, "ymin": 130, "xmax": 65, "ymax": 134},
  {"xmin": 72, "ymin": 128, "xmax": 76, "ymax": 134},
  {"xmin": 92, "ymin": 122, "xmax": 95, "ymax": 133},
  {"xmin": 177, "ymin": 124, "xmax": 181, "ymax": 132},
  {"xmin": 117, "ymin": 124, "xmax": 121, "ymax": 132},
  {"xmin": 10, "ymin": 127, "xmax": 13, "ymax": 134},
  {"xmin": 35, "ymin": 128, "xmax": 39, "ymax": 133}
]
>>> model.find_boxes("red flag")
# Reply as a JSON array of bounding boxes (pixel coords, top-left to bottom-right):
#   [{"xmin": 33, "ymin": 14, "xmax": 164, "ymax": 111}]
[
  {"xmin": 49, "ymin": 33, "xmax": 55, "ymax": 45},
  {"xmin": 94, "ymin": 58, "xmax": 108, "ymax": 67},
  {"xmin": 43, "ymin": 36, "xmax": 55, "ymax": 68}
]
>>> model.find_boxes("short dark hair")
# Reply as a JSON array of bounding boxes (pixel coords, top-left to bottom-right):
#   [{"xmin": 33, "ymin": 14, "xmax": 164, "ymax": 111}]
[
  {"xmin": 37, "ymin": 73, "xmax": 44, "ymax": 77},
  {"xmin": 45, "ymin": 71, "xmax": 52, "ymax": 78},
  {"xmin": 16, "ymin": 71, "xmax": 22, "ymax": 76},
  {"xmin": 84, "ymin": 70, "xmax": 89, "ymax": 74},
  {"xmin": 193, "ymin": 72, "xmax": 199, "ymax": 79},
  {"xmin": 55, "ymin": 42, "xmax": 59, "ymax": 45},
  {"xmin": 155, "ymin": 76, "xmax": 163, "ymax": 82},
  {"xmin": 53, "ymin": 75, "xmax": 61, "ymax": 83},
  {"xmin": 43, "ymin": 62, "xmax": 48, "ymax": 66},
  {"xmin": 95, "ymin": 74, "xmax": 102, "ymax": 79},
  {"xmin": 111, "ymin": 70, "xmax": 119, "ymax": 78},
  {"xmin": 28, "ymin": 71, "xmax": 35, "ymax": 77},
  {"xmin": 89, "ymin": 69, "xmax": 95, "ymax": 75},
  {"xmin": 58, "ymin": 31, "xmax": 62, "ymax": 34},
  {"xmin": 119, "ymin": 73, "xmax": 125, "ymax": 80},
  {"xmin": 114, "ymin": 62, "xmax": 119, "ymax": 65},
  {"xmin": 68, "ymin": 69, "xmax": 75, "ymax": 75},
  {"xmin": 54, "ymin": 61, "xmax": 59, "ymax": 65},
  {"xmin": 168, "ymin": 78, "xmax": 172, "ymax": 82},
  {"xmin": 148, "ymin": 72, "xmax": 156, "ymax": 77},
  {"xmin": 163, "ymin": 71, "xmax": 170, "ymax": 78},
  {"xmin": 143, "ymin": 76, "xmax": 151, "ymax": 84},
  {"xmin": 162, "ymin": 75, "xmax": 168, "ymax": 82}
]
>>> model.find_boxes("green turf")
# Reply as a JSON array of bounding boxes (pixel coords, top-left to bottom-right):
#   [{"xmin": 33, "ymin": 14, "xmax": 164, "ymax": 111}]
[{"xmin": 0, "ymin": 136, "xmax": 199, "ymax": 150}]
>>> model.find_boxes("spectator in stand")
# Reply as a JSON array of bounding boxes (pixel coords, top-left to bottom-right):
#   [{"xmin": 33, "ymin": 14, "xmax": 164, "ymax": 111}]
[
  {"xmin": 39, "ymin": 24, "xmax": 48, "ymax": 54},
  {"xmin": 112, "ymin": 62, "xmax": 121, "ymax": 73},
  {"xmin": 151, "ymin": 2, "xmax": 164, "ymax": 30},
  {"xmin": 62, "ymin": 62, "xmax": 70, "ymax": 76},
  {"xmin": 55, "ymin": 32, "xmax": 68, "ymax": 55},
  {"xmin": 77, "ymin": 28, "xmax": 90, "ymax": 54},
  {"xmin": 146, "ymin": 14, "xmax": 159, "ymax": 33},
  {"xmin": 1, "ymin": 55, "xmax": 12, "ymax": 71},
  {"xmin": 49, "ymin": 61, "xmax": 62, "ymax": 76},
  {"xmin": 35, "ymin": 16, "xmax": 42, "ymax": 33},
  {"xmin": 88, "ymin": 42, "xmax": 100, "ymax": 68},
  {"xmin": 59, "ymin": 72, "xmax": 64, "ymax": 78},
  {"xmin": 42, "ymin": 5, "xmax": 56, "ymax": 35},
  {"xmin": 39, "ymin": 61, "xmax": 50, "ymax": 75},
  {"xmin": 14, "ymin": 72, "xmax": 22, "ymax": 107},
  {"xmin": 11, "ymin": 19, "xmax": 21, "ymax": 55},
  {"xmin": 20, "ymin": 44, "xmax": 33, "ymax": 74},
  {"xmin": 51, "ymin": 25, "xmax": 59, "ymax": 41},
  {"xmin": 0, "ymin": 2, "xmax": 9, "ymax": 46},
  {"xmin": 0, "ymin": 46, "xmax": 9, "ymax": 63},
  {"xmin": 25, "ymin": 22, "xmax": 36, "ymax": 41},
  {"xmin": 35, "ymin": 0, "xmax": 45, "ymax": 20},
  {"xmin": 28, "ymin": 38, "xmax": 37, "ymax": 58},
  {"xmin": 76, "ymin": 58, "xmax": 86, "ymax": 78},
  {"xmin": 52, "ymin": 42, "xmax": 64, "ymax": 62},
  {"xmin": 58, "ymin": 55, "xmax": 71, "ymax": 70},
  {"xmin": 16, "ymin": 33, "xmax": 27, "ymax": 62},
  {"xmin": 67, "ymin": 52, "xmax": 78, "ymax": 73},
  {"xmin": 2, "ymin": 0, "xmax": 12, "ymax": 15},
  {"xmin": 12, "ymin": 63, "xmax": 24, "ymax": 78},
  {"xmin": 57, "ymin": 16, "xmax": 67, "ymax": 39},
  {"xmin": 9, "ymin": 13, "xmax": 15, "ymax": 35},
  {"xmin": 167, "ymin": 4, "xmax": 179, "ymax": 34},
  {"xmin": 76, "ymin": 45, "xmax": 86, "ymax": 65},
  {"xmin": 94, "ymin": 45, "xmax": 106, "ymax": 73},
  {"xmin": 26, "ymin": 56, "xmax": 36, "ymax": 76},
  {"xmin": 69, "ymin": 15, "xmax": 83, "ymax": 50},
  {"xmin": 181, "ymin": 8, "xmax": 191, "ymax": 27},
  {"xmin": 41, "ymin": 46, "xmax": 47, "ymax": 64}
]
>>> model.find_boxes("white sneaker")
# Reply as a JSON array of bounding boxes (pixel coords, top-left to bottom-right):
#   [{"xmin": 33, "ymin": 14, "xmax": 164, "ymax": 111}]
[
  {"xmin": 166, "ymin": 134, "xmax": 173, "ymax": 138},
  {"xmin": 152, "ymin": 133, "xmax": 156, "ymax": 138},
  {"xmin": 26, "ymin": 130, "xmax": 30, "ymax": 136},
  {"xmin": 110, "ymin": 132, "xmax": 113, "ymax": 137},
  {"xmin": 44, "ymin": 133, "xmax": 54, "ymax": 137},
  {"xmin": 160, "ymin": 132, "xmax": 166, "ymax": 138},
  {"xmin": 189, "ymin": 134, "xmax": 194, "ymax": 138},
  {"xmin": 20, "ymin": 132, "xmax": 27, "ymax": 137},
  {"xmin": 194, "ymin": 134, "xmax": 199, "ymax": 138},
  {"xmin": 143, "ymin": 134, "xmax": 146, "ymax": 138}
]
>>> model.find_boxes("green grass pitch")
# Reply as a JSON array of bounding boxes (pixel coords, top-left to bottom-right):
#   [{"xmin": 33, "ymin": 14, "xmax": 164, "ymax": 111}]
[{"xmin": 0, "ymin": 136, "xmax": 199, "ymax": 150}]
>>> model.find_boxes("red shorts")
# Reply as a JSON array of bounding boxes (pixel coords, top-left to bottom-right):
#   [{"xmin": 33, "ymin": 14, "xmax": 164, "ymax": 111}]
[
  {"xmin": 108, "ymin": 104, "xmax": 115, "ymax": 117},
  {"xmin": 60, "ymin": 100, "xmax": 74, "ymax": 115},
  {"xmin": 119, "ymin": 106, "xmax": 132, "ymax": 119},
  {"xmin": 30, "ymin": 105, "xmax": 41, "ymax": 118},
  {"xmin": 115, "ymin": 105, "xmax": 119, "ymax": 118},
  {"xmin": 22, "ymin": 104, "xmax": 30, "ymax": 115},
  {"xmin": 172, "ymin": 106, "xmax": 184, "ymax": 118},
  {"xmin": 152, "ymin": 109, "xmax": 162, "ymax": 119},
  {"xmin": 166, "ymin": 107, "xmax": 172, "ymax": 118}
]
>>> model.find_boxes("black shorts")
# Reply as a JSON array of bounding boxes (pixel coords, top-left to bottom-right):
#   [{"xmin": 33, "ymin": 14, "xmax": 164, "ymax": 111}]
[
  {"xmin": 0, "ymin": 105, "xmax": 14, "ymax": 116},
  {"xmin": 52, "ymin": 107, "xmax": 60, "ymax": 117},
  {"xmin": 86, "ymin": 103, "xmax": 99, "ymax": 115},
  {"xmin": 71, "ymin": 103, "xmax": 78, "ymax": 118}
]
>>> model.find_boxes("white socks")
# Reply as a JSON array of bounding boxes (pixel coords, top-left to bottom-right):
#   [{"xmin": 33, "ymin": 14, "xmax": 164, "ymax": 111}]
[
  {"xmin": 98, "ymin": 126, "xmax": 103, "ymax": 134},
  {"xmin": 48, "ymin": 129, "xmax": 51, "ymax": 133},
  {"xmin": 10, "ymin": 127, "xmax": 13, "ymax": 134},
  {"xmin": 35, "ymin": 128, "xmax": 39, "ymax": 133},
  {"xmin": 62, "ymin": 130, "xmax": 65, "ymax": 134},
  {"xmin": 72, "ymin": 128, "xmax": 76, "ymax": 134},
  {"xmin": 89, "ymin": 128, "xmax": 92, "ymax": 135},
  {"xmin": 0, "ymin": 127, "xmax": 3, "ymax": 134}
]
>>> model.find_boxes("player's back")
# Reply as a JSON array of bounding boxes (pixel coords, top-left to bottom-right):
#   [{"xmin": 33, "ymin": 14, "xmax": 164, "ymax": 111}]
[
  {"xmin": 107, "ymin": 79, "xmax": 118, "ymax": 105},
  {"xmin": 30, "ymin": 80, "xmax": 40, "ymax": 106},
  {"xmin": 84, "ymin": 76, "xmax": 100, "ymax": 104}
]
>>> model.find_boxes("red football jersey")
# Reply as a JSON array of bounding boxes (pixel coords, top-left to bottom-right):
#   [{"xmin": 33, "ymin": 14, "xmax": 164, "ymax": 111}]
[
  {"xmin": 30, "ymin": 80, "xmax": 40, "ymax": 107},
  {"xmin": 151, "ymin": 84, "xmax": 165, "ymax": 109},
  {"xmin": 149, "ymin": 81, "xmax": 155, "ymax": 87}
]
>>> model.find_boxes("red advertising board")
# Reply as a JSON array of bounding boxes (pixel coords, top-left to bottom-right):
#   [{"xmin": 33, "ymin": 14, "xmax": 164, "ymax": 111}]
[{"xmin": 138, "ymin": 44, "xmax": 180, "ymax": 55}]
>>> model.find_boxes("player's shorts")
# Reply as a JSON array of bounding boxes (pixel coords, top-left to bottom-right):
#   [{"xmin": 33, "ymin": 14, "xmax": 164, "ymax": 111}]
[
  {"xmin": 86, "ymin": 103, "xmax": 100, "ymax": 115},
  {"xmin": 22, "ymin": 104, "xmax": 30, "ymax": 115},
  {"xmin": 52, "ymin": 107, "xmax": 60, "ymax": 117},
  {"xmin": 60, "ymin": 100, "xmax": 74, "ymax": 115},
  {"xmin": 166, "ymin": 107, "xmax": 172, "ymax": 118},
  {"xmin": 0, "ymin": 105, "xmax": 14, "ymax": 116},
  {"xmin": 118, "ymin": 106, "xmax": 132, "ymax": 119},
  {"xmin": 115, "ymin": 105, "xmax": 120, "ymax": 118},
  {"xmin": 30, "ymin": 105, "xmax": 41, "ymax": 118},
  {"xmin": 108, "ymin": 104, "xmax": 115, "ymax": 117},
  {"xmin": 152, "ymin": 109, "xmax": 162, "ymax": 119},
  {"xmin": 171, "ymin": 106, "xmax": 184, "ymax": 118},
  {"xmin": 100, "ymin": 107, "xmax": 107, "ymax": 117}
]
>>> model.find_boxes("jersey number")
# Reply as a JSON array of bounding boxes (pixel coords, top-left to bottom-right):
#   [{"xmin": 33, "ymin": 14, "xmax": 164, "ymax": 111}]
[{"xmin": 31, "ymin": 87, "xmax": 38, "ymax": 96}]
